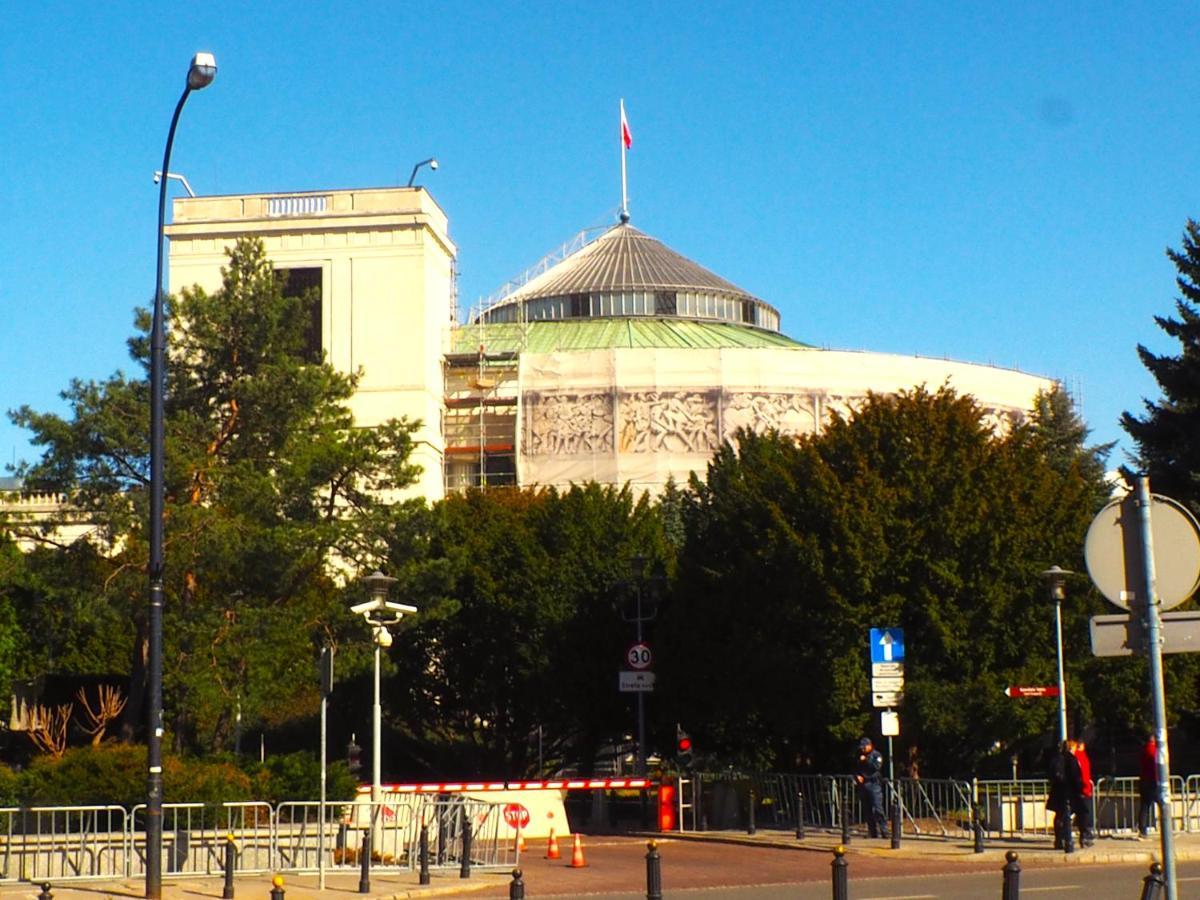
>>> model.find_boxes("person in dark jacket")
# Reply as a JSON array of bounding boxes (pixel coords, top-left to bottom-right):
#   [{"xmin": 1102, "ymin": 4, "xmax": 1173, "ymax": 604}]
[
  {"xmin": 1045, "ymin": 741, "xmax": 1082, "ymax": 852},
  {"xmin": 1138, "ymin": 734, "xmax": 1158, "ymax": 838},
  {"xmin": 854, "ymin": 737, "xmax": 889, "ymax": 838}
]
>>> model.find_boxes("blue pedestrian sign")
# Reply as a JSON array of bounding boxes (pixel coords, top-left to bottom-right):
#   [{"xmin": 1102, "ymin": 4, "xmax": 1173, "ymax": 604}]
[{"xmin": 870, "ymin": 628, "xmax": 905, "ymax": 665}]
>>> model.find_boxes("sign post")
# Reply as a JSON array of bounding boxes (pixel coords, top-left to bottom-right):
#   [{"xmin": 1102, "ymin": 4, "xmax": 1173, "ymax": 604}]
[
  {"xmin": 1083, "ymin": 479, "xmax": 1200, "ymax": 900},
  {"xmin": 869, "ymin": 628, "xmax": 905, "ymax": 788}
]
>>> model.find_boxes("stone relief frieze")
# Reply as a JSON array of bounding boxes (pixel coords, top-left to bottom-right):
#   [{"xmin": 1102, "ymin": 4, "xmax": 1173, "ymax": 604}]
[
  {"xmin": 522, "ymin": 389, "xmax": 1030, "ymax": 458},
  {"xmin": 524, "ymin": 392, "xmax": 615, "ymax": 455},
  {"xmin": 721, "ymin": 392, "xmax": 819, "ymax": 441},
  {"xmin": 619, "ymin": 391, "xmax": 720, "ymax": 454}
]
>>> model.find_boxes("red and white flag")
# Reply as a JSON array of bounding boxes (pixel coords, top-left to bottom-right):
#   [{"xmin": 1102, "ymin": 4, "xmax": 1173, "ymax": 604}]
[{"xmin": 620, "ymin": 100, "xmax": 632, "ymax": 149}]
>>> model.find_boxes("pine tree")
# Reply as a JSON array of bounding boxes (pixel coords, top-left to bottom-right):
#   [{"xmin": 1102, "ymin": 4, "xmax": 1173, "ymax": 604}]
[
  {"xmin": 1122, "ymin": 219, "xmax": 1200, "ymax": 513},
  {"xmin": 9, "ymin": 237, "xmax": 422, "ymax": 752}
]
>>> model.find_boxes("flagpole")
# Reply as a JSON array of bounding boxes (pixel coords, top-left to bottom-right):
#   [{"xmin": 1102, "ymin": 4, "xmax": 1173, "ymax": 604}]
[{"xmin": 620, "ymin": 98, "xmax": 629, "ymax": 222}]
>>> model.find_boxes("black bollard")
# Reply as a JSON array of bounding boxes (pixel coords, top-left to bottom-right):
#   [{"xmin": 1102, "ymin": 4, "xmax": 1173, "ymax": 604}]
[
  {"xmin": 747, "ymin": 787, "xmax": 757, "ymax": 835},
  {"xmin": 890, "ymin": 792, "xmax": 901, "ymax": 850},
  {"xmin": 646, "ymin": 840, "xmax": 663, "ymax": 900},
  {"xmin": 460, "ymin": 819, "xmax": 473, "ymax": 879},
  {"xmin": 841, "ymin": 790, "xmax": 851, "ymax": 845},
  {"xmin": 1139, "ymin": 861, "xmax": 1166, "ymax": 900},
  {"xmin": 796, "ymin": 790, "xmax": 805, "ymax": 840},
  {"xmin": 831, "ymin": 846, "xmax": 848, "ymax": 900},
  {"xmin": 269, "ymin": 875, "xmax": 285, "ymax": 900},
  {"xmin": 973, "ymin": 804, "xmax": 985, "ymax": 853},
  {"xmin": 419, "ymin": 823, "xmax": 430, "ymax": 886},
  {"xmin": 1002, "ymin": 850, "xmax": 1020, "ymax": 900},
  {"xmin": 509, "ymin": 868, "xmax": 525, "ymax": 900},
  {"xmin": 222, "ymin": 836, "xmax": 236, "ymax": 900},
  {"xmin": 437, "ymin": 811, "xmax": 448, "ymax": 865},
  {"xmin": 37, "ymin": 883, "xmax": 52, "ymax": 900},
  {"xmin": 358, "ymin": 830, "xmax": 371, "ymax": 894}
]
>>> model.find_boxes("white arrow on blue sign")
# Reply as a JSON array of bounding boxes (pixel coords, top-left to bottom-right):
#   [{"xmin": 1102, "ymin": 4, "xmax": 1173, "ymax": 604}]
[{"xmin": 870, "ymin": 628, "xmax": 905, "ymax": 665}]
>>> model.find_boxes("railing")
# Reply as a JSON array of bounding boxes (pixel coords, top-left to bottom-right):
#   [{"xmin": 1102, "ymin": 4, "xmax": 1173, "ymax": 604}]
[{"xmin": 0, "ymin": 797, "xmax": 509, "ymax": 884}]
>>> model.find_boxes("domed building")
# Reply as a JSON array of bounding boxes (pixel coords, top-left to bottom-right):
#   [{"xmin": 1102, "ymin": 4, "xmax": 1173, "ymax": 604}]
[{"xmin": 163, "ymin": 187, "xmax": 1053, "ymax": 500}]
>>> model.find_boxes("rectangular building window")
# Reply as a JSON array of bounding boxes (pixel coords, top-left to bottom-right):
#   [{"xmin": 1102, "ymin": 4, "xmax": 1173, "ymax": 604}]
[
  {"xmin": 278, "ymin": 267, "xmax": 323, "ymax": 363},
  {"xmin": 655, "ymin": 291, "xmax": 678, "ymax": 316}
]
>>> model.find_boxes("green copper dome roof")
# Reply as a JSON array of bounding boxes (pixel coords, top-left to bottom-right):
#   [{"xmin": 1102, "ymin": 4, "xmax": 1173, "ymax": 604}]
[{"xmin": 450, "ymin": 318, "xmax": 810, "ymax": 355}]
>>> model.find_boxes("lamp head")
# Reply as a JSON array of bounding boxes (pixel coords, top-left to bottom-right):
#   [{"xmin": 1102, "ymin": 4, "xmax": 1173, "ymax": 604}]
[
  {"xmin": 1040, "ymin": 565, "xmax": 1075, "ymax": 601},
  {"xmin": 362, "ymin": 569, "xmax": 398, "ymax": 602},
  {"xmin": 188, "ymin": 52, "xmax": 217, "ymax": 90},
  {"xmin": 429, "ymin": 158, "xmax": 439, "ymax": 171}
]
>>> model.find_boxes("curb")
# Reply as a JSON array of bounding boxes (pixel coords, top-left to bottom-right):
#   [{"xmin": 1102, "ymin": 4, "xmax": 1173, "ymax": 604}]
[{"xmin": 642, "ymin": 830, "xmax": 1200, "ymax": 867}]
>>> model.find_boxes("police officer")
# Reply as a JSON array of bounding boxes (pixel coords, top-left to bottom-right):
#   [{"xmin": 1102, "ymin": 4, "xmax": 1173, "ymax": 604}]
[{"xmin": 854, "ymin": 737, "xmax": 889, "ymax": 838}]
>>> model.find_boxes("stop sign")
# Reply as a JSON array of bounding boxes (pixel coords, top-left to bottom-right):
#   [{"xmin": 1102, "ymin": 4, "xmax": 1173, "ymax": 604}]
[{"xmin": 503, "ymin": 803, "xmax": 530, "ymax": 829}]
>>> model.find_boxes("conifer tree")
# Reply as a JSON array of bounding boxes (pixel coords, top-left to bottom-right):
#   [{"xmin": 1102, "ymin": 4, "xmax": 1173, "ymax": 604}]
[
  {"xmin": 9, "ymin": 238, "xmax": 421, "ymax": 752},
  {"xmin": 1123, "ymin": 219, "xmax": 1200, "ymax": 513}
]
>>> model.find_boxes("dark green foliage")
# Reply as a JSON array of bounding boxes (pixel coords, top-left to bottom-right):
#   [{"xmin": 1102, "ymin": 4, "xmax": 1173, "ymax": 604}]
[
  {"xmin": 660, "ymin": 386, "xmax": 1111, "ymax": 774},
  {"xmin": 245, "ymin": 752, "xmax": 358, "ymax": 803},
  {"xmin": 7, "ymin": 238, "xmax": 422, "ymax": 754},
  {"xmin": 385, "ymin": 484, "xmax": 670, "ymax": 777},
  {"xmin": 1123, "ymin": 219, "xmax": 1200, "ymax": 514},
  {"xmin": 19, "ymin": 744, "xmax": 252, "ymax": 807}
]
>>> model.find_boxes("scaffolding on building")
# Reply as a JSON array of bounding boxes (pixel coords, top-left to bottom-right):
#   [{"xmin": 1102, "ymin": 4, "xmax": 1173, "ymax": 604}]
[{"xmin": 442, "ymin": 345, "xmax": 520, "ymax": 493}]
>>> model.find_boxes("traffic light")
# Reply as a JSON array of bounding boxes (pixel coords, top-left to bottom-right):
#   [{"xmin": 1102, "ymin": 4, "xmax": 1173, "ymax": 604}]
[
  {"xmin": 346, "ymin": 734, "xmax": 362, "ymax": 773},
  {"xmin": 676, "ymin": 724, "xmax": 694, "ymax": 768}
]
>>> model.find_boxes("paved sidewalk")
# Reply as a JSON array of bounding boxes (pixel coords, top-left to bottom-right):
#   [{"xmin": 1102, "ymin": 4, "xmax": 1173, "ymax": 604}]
[
  {"xmin": 0, "ymin": 870, "xmax": 501, "ymax": 900},
  {"xmin": 660, "ymin": 825, "xmax": 1200, "ymax": 866},
  {"xmin": 3, "ymin": 829, "xmax": 1191, "ymax": 899}
]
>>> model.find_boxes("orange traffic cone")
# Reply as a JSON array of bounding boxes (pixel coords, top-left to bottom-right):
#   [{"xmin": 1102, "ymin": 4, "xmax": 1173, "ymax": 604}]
[
  {"xmin": 515, "ymin": 828, "xmax": 525, "ymax": 854},
  {"xmin": 568, "ymin": 832, "xmax": 587, "ymax": 868},
  {"xmin": 545, "ymin": 828, "xmax": 561, "ymax": 860}
]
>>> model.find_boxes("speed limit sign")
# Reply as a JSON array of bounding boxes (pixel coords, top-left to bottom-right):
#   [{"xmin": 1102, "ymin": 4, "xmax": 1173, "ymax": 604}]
[{"xmin": 626, "ymin": 642, "xmax": 653, "ymax": 670}]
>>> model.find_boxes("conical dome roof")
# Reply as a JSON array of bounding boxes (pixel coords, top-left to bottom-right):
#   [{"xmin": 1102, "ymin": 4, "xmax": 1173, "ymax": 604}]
[
  {"xmin": 482, "ymin": 223, "xmax": 780, "ymax": 332},
  {"xmin": 502, "ymin": 223, "xmax": 757, "ymax": 302}
]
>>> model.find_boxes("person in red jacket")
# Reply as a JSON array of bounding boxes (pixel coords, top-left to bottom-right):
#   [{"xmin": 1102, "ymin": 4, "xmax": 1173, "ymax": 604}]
[
  {"xmin": 1139, "ymin": 734, "xmax": 1158, "ymax": 838},
  {"xmin": 1069, "ymin": 740, "xmax": 1095, "ymax": 847}
]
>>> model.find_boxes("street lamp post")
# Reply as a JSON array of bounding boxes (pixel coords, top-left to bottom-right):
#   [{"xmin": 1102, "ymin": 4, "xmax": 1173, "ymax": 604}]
[
  {"xmin": 352, "ymin": 572, "xmax": 416, "ymax": 805},
  {"xmin": 147, "ymin": 51, "xmax": 215, "ymax": 900},
  {"xmin": 1040, "ymin": 566, "xmax": 1074, "ymax": 744}
]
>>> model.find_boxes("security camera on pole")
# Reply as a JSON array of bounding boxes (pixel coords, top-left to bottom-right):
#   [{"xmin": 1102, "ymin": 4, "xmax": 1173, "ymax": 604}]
[{"xmin": 352, "ymin": 572, "xmax": 417, "ymax": 809}]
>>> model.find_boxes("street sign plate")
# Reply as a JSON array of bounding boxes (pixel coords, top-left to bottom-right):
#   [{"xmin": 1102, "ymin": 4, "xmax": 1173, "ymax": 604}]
[
  {"xmin": 869, "ymin": 628, "xmax": 905, "ymax": 665},
  {"xmin": 880, "ymin": 710, "xmax": 900, "ymax": 736},
  {"xmin": 1085, "ymin": 494, "xmax": 1200, "ymax": 611},
  {"xmin": 872, "ymin": 676, "xmax": 905, "ymax": 692},
  {"xmin": 872, "ymin": 662, "xmax": 904, "ymax": 678},
  {"xmin": 619, "ymin": 670, "xmax": 656, "ymax": 692},
  {"xmin": 1005, "ymin": 685, "xmax": 1060, "ymax": 698},
  {"xmin": 1090, "ymin": 611, "xmax": 1200, "ymax": 657},
  {"xmin": 626, "ymin": 642, "xmax": 653, "ymax": 670},
  {"xmin": 872, "ymin": 690, "xmax": 903, "ymax": 708}
]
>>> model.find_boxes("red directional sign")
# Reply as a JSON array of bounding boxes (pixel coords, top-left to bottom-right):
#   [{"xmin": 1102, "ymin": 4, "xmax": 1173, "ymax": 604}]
[{"xmin": 1004, "ymin": 686, "xmax": 1060, "ymax": 698}]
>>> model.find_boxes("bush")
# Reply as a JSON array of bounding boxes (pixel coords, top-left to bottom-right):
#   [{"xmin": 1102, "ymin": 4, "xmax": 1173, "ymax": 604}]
[
  {"xmin": 20, "ymin": 745, "xmax": 253, "ymax": 808},
  {"xmin": 245, "ymin": 751, "xmax": 358, "ymax": 803},
  {"xmin": 22, "ymin": 744, "xmax": 145, "ymax": 806},
  {"xmin": 0, "ymin": 764, "xmax": 20, "ymax": 807}
]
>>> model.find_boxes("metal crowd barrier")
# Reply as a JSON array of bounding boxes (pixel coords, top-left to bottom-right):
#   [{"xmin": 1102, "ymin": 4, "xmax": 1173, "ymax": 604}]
[{"xmin": 0, "ymin": 796, "xmax": 509, "ymax": 884}]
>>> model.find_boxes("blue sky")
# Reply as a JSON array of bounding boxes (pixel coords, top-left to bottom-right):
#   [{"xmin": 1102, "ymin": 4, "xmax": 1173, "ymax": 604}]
[{"xmin": 3, "ymin": 2, "xmax": 1198, "ymax": 469}]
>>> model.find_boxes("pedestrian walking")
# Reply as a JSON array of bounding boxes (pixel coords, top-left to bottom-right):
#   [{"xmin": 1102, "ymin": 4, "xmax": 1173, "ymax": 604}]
[
  {"xmin": 1138, "ymin": 733, "xmax": 1158, "ymax": 838},
  {"xmin": 854, "ymin": 737, "xmax": 888, "ymax": 839},
  {"xmin": 1045, "ymin": 741, "xmax": 1081, "ymax": 851},
  {"xmin": 1069, "ymin": 740, "xmax": 1095, "ymax": 847}
]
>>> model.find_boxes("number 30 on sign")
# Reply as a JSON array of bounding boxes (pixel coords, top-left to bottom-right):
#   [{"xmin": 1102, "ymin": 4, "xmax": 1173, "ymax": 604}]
[{"xmin": 626, "ymin": 642, "xmax": 652, "ymax": 670}]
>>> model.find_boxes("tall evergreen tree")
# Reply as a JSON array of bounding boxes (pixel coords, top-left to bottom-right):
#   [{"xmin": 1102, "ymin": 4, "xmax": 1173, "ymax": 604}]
[
  {"xmin": 1122, "ymin": 219, "xmax": 1200, "ymax": 513},
  {"xmin": 8, "ymin": 238, "xmax": 421, "ymax": 752}
]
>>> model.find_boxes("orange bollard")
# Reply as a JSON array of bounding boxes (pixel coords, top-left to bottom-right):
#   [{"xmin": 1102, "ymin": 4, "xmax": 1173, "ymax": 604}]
[
  {"xmin": 545, "ymin": 829, "xmax": 561, "ymax": 860},
  {"xmin": 568, "ymin": 833, "xmax": 587, "ymax": 868}
]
